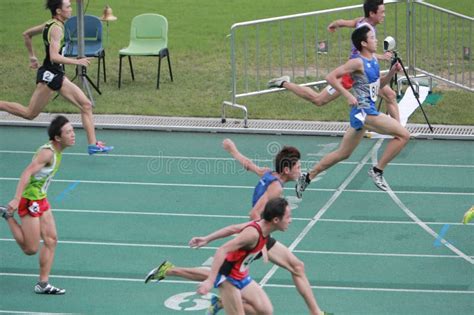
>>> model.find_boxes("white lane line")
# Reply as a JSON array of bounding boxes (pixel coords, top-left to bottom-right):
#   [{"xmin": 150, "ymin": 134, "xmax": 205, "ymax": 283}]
[
  {"xmin": 0, "ymin": 272, "xmax": 198, "ymax": 285},
  {"xmin": 0, "ymin": 238, "xmax": 216, "ymax": 250},
  {"xmin": 0, "ymin": 311, "xmax": 76, "ymax": 314},
  {"xmin": 386, "ymin": 188, "xmax": 474, "ymax": 264},
  {"xmin": 370, "ymin": 143, "xmax": 474, "ymax": 265},
  {"xmin": 2, "ymin": 238, "xmax": 470, "ymax": 259},
  {"xmin": 1, "ymin": 150, "xmax": 472, "ymax": 168},
  {"xmin": 389, "ymin": 162, "xmax": 474, "ymax": 168},
  {"xmin": 50, "ymin": 209, "xmax": 473, "ymax": 225},
  {"xmin": 0, "ymin": 177, "xmax": 471, "ymax": 196},
  {"xmin": 259, "ymin": 140, "xmax": 385, "ymax": 288},
  {"xmin": 0, "ymin": 178, "xmax": 256, "ymax": 189},
  {"xmin": 344, "ymin": 189, "xmax": 474, "ymax": 196},
  {"xmin": 54, "ymin": 208, "xmax": 250, "ymax": 220},
  {"xmin": 264, "ymin": 283, "xmax": 474, "ymax": 294},
  {"xmin": 1, "ymin": 273, "xmax": 471, "ymax": 294},
  {"xmin": 318, "ymin": 218, "xmax": 471, "ymax": 226},
  {"xmin": 0, "ymin": 150, "xmax": 244, "ymax": 160},
  {"xmin": 292, "ymin": 249, "xmax": 473, "ymax": 259}
]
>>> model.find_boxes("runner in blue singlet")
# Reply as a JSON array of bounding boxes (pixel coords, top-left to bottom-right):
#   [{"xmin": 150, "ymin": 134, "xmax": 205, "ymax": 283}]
[{"xmin": 296, "ymin": 25, "xmax": 409, "ymax": 196}]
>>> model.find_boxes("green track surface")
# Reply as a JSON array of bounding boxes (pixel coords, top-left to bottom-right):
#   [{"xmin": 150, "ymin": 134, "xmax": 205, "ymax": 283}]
[{"xmin": 0, "ymin": 126, "xmax": 473, "ymax": 314}]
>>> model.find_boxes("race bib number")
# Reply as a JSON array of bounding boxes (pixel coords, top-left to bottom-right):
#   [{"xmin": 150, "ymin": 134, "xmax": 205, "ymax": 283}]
[
  {"xmin": 28, "ymin": 202, "xmax": 40, "ymax": 214},
  {"xmin": 42, "ymin": 71, "xmax": 56, "ymax": 83},
  {"xmin": 369, "ymin": 79, "xmax": 380, "ymax": 102},
  {"xmin": 326, "ymin": 85, "xmax": 337, "ymax": 95}
]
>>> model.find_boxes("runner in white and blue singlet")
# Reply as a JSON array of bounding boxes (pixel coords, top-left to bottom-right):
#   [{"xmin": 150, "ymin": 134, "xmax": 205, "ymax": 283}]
[
  {"xmin": 296, "ymin": 25, "xmax": 409, "ymax": 196},
  {"xmin": 350, "ymin": 54, "xmax": 380, "ymax": 130}
]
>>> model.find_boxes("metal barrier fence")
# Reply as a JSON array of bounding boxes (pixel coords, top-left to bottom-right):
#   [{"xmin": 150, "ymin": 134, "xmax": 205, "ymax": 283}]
[
  {"xmin": 222, "ymin": 0, "xmax": 473, "ymax": 127},
  {"xmin": 412, "ymin": 1, "xmax": 473, "ymax": 92}
]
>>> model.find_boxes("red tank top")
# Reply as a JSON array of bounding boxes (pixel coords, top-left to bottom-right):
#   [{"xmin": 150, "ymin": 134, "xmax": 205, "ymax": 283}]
[{"xmin": 224, "ymin": 221, "xmax": 268, "ymax": 280}]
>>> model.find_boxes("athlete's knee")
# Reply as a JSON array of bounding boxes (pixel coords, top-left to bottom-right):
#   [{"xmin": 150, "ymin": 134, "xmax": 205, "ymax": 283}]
[
  {"xmin": 393, "ymin": 127, "xmax": 410, "ymax": 144},
  {"xmin": 43, "ymin": 234, "xmax": 58, "ymax": 248},
  {"xmin": 23, "ymin": 111, "xmax": 40, "ymax": 120},
  {"xmin": 80, "ymin": 99, "xmax": 93, "ymax": 112},
  {"xmin": 399, "ymin": 129, "xmax": 410, "ymax": 143},
  {"xmin": 24, "ymin": 249, "xmax": 38, "ymax": 255},
  {"xmin": 253, "ymin": 301, "xmax": 273, "ymax": 315},
  {"xmin": 22, "ymin": 245, "xmax": 39, "ymax": 255},
  {"xmin": 382, "ymin": 88, "xmax": 397, "ymax": 103},
  {"xmin": 260, "ymin": 305, "xmax": 273, "ymax": 315},
  {"xmin": 311, "ymin": 96, "xmax": 326, "ymax": 107},
  {"xmin": 293, "ymin": 258, "xmax": 306, "ymax": 277},
  {"xmin": 311, "ymin": 100, "xmax": 324, "ymax": 107}
]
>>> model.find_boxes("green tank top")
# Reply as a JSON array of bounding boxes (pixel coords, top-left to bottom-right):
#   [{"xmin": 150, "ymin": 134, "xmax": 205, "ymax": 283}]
[{"xmin": 22, "ymin": 142, "xmax": 63, "ymax": 200}]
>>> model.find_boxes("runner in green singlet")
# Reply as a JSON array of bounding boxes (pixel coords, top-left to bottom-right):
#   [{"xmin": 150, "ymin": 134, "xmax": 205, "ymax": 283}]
[{"xmin": 1, "ymin": 115, "xmax": 75, "ymax": 294}]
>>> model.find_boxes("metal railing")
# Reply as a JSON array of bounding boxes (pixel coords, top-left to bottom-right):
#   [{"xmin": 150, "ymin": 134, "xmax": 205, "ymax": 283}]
[
  {"xmin": 222, "ymin": 0, "xmax": 472, "ymax": 127},
  {"xmin": 411, "ymin": 1, "xmax": 473, "ymax": 92}
]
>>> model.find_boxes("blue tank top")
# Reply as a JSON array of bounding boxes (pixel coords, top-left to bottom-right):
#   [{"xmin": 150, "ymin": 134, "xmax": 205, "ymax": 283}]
[
  {"xmin": 252, "ymin": 171, "xmax": 282, "ymax": 206},
  {"xmin": 351, "ymin": 55, "xmax": 380, "ymax": 109}
]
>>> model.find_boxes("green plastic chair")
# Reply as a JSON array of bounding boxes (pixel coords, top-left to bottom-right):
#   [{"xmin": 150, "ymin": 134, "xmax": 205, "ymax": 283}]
[{"xmin": 118, "ymin": 14, "xmax": 173, "ymax": 89}]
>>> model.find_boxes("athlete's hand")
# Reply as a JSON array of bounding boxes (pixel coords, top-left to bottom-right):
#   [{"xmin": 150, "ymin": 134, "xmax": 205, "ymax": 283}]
[
  {"xmin": 327, "ymin": 21, "xmax": 338, "ymax": 32},
  {"xmin": 382, "ymin": 51, "xmax": 393, "ymax": 61},
  {"xmin": 392, "ymin": 61, "xmax": 402, "ymax": 72},
  {"xmin": 76, "ymin": 57, "xmax": 92, "ymax": 67},
  {"xmin": 222, "ymin": 138, "xmax": 237, "ymax": 153},
  {"xmin": 7, "ymin": 198, "xmax": 19, "ymax": 213},
  {"xmin": 196, "ymin": 279, "xmax": 213, "ymax": 295},
  {"xmin": 189, "ymin": 236, "xmax": 208, "ymax": 248},
  {"xmin": 29, "ymin": 56, "xmax": 39, "ymax": 69},
  {"xmin": 347, "ymin": 94, "xmax": 358, "ymax": 106}
]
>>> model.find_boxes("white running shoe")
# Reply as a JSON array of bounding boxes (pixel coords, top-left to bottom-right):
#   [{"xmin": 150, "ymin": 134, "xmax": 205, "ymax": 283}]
[
  {"xmin": 368, "ymin": 169, "xmax": 388, "ymax": 191},
  {"xmin": 34, "ymin": 282, "xmax": 66, "ymax": 295},
  {"xmin": 0, "ymin": 206, "xmax": 12, "ymax": 220},
  {"xmin": 295, "ymin": 172, "xmax": 310, "ymax": 199},
  {"xmin": 267, "ymin": 75, "xmax": 290, "ymax": 88}
]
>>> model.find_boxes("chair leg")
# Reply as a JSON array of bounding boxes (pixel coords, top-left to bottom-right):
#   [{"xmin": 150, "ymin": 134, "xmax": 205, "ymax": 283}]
[
  {"xmin": 71, "ymin": 66, "xmax": 79, "ymax": 82},
  {"xmin": 97, "ymin": 56, "xmax": 101, "ymax": 89},
  {"xmin": 167, "ymin": 51, "xmax": 173, "ymax": 82},
  {"xmin": 118, "ymin": 55, "xmax": 123, "ymax": 89},
  {"xmin": 157, "ymin": 57, "xmax": 162, "ymax": 89},
  {"xmin": 102, "ymin": 51, "xmax": 107, "ymax": 83},
  {"xmin": 128, "ymin": 56, "xmax": 135, "ymax": 81}
]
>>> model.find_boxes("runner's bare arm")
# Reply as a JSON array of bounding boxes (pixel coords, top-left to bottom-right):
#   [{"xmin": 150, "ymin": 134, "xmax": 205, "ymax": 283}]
[
  {"xmin": 23, "ymin": 24, "xmax": 45, "ymax": 69},
  {"xmin": 188, "ymin": 221, "xmax": 251, "ymax": 248},
  {"xmin": 326, "ymin": 59, "xmax": 363, "ymax": 106},
  {"xmin": 327, "ymin": 17, "xmax": 360, "ymax": 32},
  {"xmin": 223, "ymin": 138, "xmax": 270, "ymax": 177},
  {"xmin": 49, "ymin": 24, "xmax": 92, "ymax": 67},
  {"xmin": 8, "ymin": 149, "xmax": 53, "ymax": 212}
]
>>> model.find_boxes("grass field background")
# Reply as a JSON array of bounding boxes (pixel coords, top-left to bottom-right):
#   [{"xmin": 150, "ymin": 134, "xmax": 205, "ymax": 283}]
[{"xmin": 0, "ymin": 0, "xmax": 472, "ymax": 124}]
